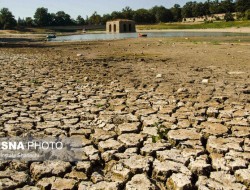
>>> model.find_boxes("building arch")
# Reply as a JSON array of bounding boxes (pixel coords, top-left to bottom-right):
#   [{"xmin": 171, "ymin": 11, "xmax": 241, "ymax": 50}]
[
  {"xmin": 109, "ymin": 24, "xmax": 112, "ymax": 32},
  {"xmin": 123, "ymin": 24, "xmax": 127, "ymax": 32}
]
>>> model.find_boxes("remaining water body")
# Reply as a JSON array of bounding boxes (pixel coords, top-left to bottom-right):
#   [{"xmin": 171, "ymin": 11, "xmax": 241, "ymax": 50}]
[{"xmin": 51, "ymin": 31, "xmax": 250, "ymax": 42}]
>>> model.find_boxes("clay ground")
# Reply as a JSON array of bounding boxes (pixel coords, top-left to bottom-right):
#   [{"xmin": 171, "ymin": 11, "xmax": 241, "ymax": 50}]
[{"xmin": 0, "ymin": 36, "xmax": 249, "ymax": 189}]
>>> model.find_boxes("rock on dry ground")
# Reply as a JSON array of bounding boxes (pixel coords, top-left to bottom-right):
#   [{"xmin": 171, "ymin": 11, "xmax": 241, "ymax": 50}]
[{"xmin": 0, "ymin": 36, "xmax": 249, "ymax": 189}]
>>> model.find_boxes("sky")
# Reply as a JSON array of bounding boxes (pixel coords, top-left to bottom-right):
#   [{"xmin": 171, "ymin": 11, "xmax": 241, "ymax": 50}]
[{"xmin": 0, "ymin": 0, "xmax": 207, "ymax": 19}]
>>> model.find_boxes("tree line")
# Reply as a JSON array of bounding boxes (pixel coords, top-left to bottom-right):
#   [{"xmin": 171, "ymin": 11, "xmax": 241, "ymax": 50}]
[{"xmin": 0, "ymin": 0, "xmax": 250, "ymax": 30}]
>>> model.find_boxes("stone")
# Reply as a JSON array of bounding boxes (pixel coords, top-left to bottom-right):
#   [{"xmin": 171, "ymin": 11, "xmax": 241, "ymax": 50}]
[
  {"xmin": 152, "ymin": 159, "xmax": 191, "ymax": 181},
  {"xmin": 167, "ymin": 128, "xmax": 201, "ymax": 145},
  {"xmin": 188, "ymin": 155, "xmax": 211, "ymax": 175},
  {"xmin": 51, "ymin": 178, "xmax": 77, "ymax": 190},
  {"xmin": 196, "ymin": 175, "xmax": 247, "ymax": 190},
  {"xmin": 0, "ymin": 169, "xmax": 28, "ymax": 189},
  {"xmin": 142, "ymin": 126, "xmax": 158, "ymax": 136},
  {"xmin": 122, "ymin": 155, "xmax": 153, "ymax": 174},
  {"xmin": 207, "ymin": 136, "xmax": 243, "ymax": 154},
  {"xmin": 76, "ymin": 161, "xmax": 92, "ymax": 174},
  {"xmin": 37, "ymin": 177, "xmax": 77, "ymax": 190},
  {"xmin": 0, "ymin": 178, "xmax": 18, "ymax": 190},
  {"xmin": 141, "ymin": 140, "xmax": 171, "ymax": 156},
  {"xmin": 206, "ymin": 107, "xmax": 219, "ymax": 117},
  {"xmin": 78, "ymin": 181, "xmax": 93, "ymax": 190},
  {"xmin": 64, "ymin": 169, "xmax": 88, "ymax": 180},
  {"xmin": 231, "ymin": 126, "xmax": 250, "ymax": 137},
  {"xmin": 126, "ymin": 174, "xmax": 157, "ymax": 190},
  {"xmin": 166, "ymin": 173, "xmax": 193, "ymax": 190},
  {"xmin": 235, "ymin": 169, "xmax": 250, "ymax": 187},
  {"xmin": 201, "ymin": 122, "xmax": 228, "ymax": 137},
  {"xmin": 90, "ymin": 129, "xmax": 116, "ymax": 144},
  {"xmin": 210, "ymin": 153, "xmax": 229, "ymax": 171},
  {"xmin": 201, "ymin": 79, "xmax": 209, "ymax": 84},
  {"xmin": 91, "ymin": 172, "xmax": 104, "ymax": 183},
  {"xmin": 110, "ymin": 163, "xmax": 131, "ymax": 183},
  {"xmin": 30, "ymin": 161, "xmax": 71, "ymax": 180},
  {"xmin": 135, "ymin": 109, "xmax": 157, "ymax": 117},
  {"xmin": 89, "ymin": 181, "xmax": 120, "ymax": 190},
  {"xmin": 16, "ymin": 186, "xmax": 40, "ymax": 190},
  {"xmin": 116, "ymin": 122, "xmax": 140, "ymax": 134},
  {"xmin": 156, "ymin": 74, "xmax": 162, "ymax": 78},
  {"xmin": 156, "ymin": 149, "xmax": 190, "ymax": 165},
  {"xmin": 118, "ymin": 133, "xmax": 145, "ymax": 148},
  {"xmin": 98, "ymin": 138, "xmax": 124, "ymax": 152}
]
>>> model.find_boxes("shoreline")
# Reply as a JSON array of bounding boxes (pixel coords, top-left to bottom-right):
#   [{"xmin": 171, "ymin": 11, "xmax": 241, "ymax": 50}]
[
  {"xmin": 0, "ymin": 27, "xmax": 249, "ymax": 43},
  {"xmin": 137, "ymin": 27, "xmax": 250, "ymax": 33}
]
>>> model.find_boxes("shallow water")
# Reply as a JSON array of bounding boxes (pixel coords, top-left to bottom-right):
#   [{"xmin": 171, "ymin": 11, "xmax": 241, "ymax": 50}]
[{"xmin": 51, "ymin": 31, "xmax": 250, "ymax": 42}]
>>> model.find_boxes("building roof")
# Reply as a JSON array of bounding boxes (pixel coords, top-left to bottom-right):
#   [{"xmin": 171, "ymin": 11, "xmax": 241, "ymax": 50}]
[{"xmin": 107, "ymin": 19, "xmax": 135, "ymax": 22}]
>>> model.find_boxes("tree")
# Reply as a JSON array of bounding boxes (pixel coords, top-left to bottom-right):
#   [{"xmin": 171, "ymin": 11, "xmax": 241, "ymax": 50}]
[
  {"xmin": 76, "ymin": 15, "xmax": 85, "ymax": 25},
  {"xmin": 34, "ymin": 7, "xmax": 52, "ymax": 26},
  {"xmin": 224, "ymin": 12, "xmax": 234, "ymax": 21},
  {"xmin": 151, "ymin": 6, "xmax": 173, "ymax": 23},
  {"xmin": 182, "ymin": 2, "xmax": 194, "ymax": 18},
  {"xmin": 102, "ymin": 14, "xmax": 112, "ymax": 24},
  {"xmin": 0, "ymin": 8, "xmax": 17, "ymax": 29},
  {"xmin": 133, "ymin": 9, "xmax": 155, "ymax": 24},
  {"xmin": 54, "ymin": 11, "xmax": 73, "ymax": 26},
  {"xmin": 236, "ymin": 0, "xmax": 250, "ymax": 12},
  {"xmin": 121, "ymin": 6, "xmax": 134, "ymax": 20},
  {"xmin": 221, "ymin": 0, "xmax": 235, "ymax": 13},
  {"xmin": 25, "ymin": 17, "xmax": 33, "ymax": 27},
  {"xmin": 17, "ymin": 17, "xmax": 26, "ymax": 27},
  {"xmin": 171, "ymin": 4, "xmax": 182, "ymax": 22},
  {"xmin": 89, "ymin": 11, "xmax": 102, "ymax": 25},
  {"xmin": 245, "ymin": 9, "xmax": 250, "ymax": 20},
  {"xmin": 110, "ymin": 11, "xmax": 124, "ymax": 20}
]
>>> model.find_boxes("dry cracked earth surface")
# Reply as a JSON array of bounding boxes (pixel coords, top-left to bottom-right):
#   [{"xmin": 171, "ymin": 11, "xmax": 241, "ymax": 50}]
[{"xmin": 0, "ymin": 36, "xmax": 250, "ymax": 190}]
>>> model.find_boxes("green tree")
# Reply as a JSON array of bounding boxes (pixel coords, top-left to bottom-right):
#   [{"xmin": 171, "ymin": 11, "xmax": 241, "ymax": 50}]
[
  {"xmin": 151, "ymin": 6, "xmax": 173, "ymax": 23},
  {"xmin": 54, "ymin": 11, "xmax": 73, "ymax": 26},
  {"xmin": 133, "ymin": 9, "xmax": 155, "ymax": 23},
  {"xmin": 245, "ymin": 9, "xmax": 250, "ymax": 20},
  {"xmin": 102, "ymin": 14, "xmax": 112, "ymax": 23},
  {"xmin": 0, "ymin": 8, "xmax": 17, "ymax": 29},
  {"xmin": 89, "ymin": 11, "xmax": 102, "ymax": 25},
  {"xmin": 76, "ymin": 15, "xmax": 85, "ymax": 25},
  {"xmin": 34, "ymin": 7, "xmax": 52, "ymax": 26},
  {"xmin": 221, "ymin": 0, "xmax": 235, "ymax": 13},
  {"xmin": 182, "ymin": 2, "xmax": 194, "ymax": 18},
  {"xmin": 121, "ymin": 6, "xmax": 134, "ymax": 20},
  {"xmin": 110, "ymin": 11, "xmax": 124, "ymax": 20},
  {"xmin": 25, "ymin": 17, "xmax": 33, "ymax": 27},
  {"xmin": 17, "ymin": 17, "xmax": 25, "ymax": 27},
  {"xmin": 171, "ymin": 4, "xmax": 182, "ymax": 22},
  {"xmin": 224, "ymin": 12, "xmax": 234, "ymax": 21},
  {"xmin": 236, "ymin": 0, "xmax": 250, "ymax": 12}
]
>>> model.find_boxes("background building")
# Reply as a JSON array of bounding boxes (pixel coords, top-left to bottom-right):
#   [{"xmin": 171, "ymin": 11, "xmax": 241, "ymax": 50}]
[{"xmin": 106, "ymin": 19, "xmax": 136, "ymax": 33}]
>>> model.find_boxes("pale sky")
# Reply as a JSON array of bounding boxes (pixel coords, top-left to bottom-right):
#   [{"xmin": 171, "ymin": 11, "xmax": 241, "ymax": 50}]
[{"xmin": 0, "ymin": 0, "xmax": 207, "ymax": 19}]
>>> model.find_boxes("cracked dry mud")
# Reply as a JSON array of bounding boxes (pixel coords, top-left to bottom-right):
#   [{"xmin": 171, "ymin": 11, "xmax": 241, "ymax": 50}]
[{"xmin": 0, "ymin": 37, "xmax": 249, "ymax": 190}]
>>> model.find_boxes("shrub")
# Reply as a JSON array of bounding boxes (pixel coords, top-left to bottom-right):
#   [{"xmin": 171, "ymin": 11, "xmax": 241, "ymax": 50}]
[
  {"xmin": 236, "ymin": 12, "xmax": 245, "ymax": 20},
  {"xmin": 245, "ymin": 9, "xmax": 250, "ymax": 20},
  {"xmin": 215, "ymin": 16, "xmax": 221, "ymax": 21},
  {"xmin": 224, "ymin": 12, "xmax": 234, "ymax": 22}
]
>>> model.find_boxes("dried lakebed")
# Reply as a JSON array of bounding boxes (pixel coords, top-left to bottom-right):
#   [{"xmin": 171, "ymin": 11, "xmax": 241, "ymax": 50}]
[{"xmin": 0, "ymin": 37, "xmax": 249, "ymax": 189}]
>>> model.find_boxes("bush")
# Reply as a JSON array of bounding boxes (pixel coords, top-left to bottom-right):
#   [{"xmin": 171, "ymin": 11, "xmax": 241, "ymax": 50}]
[
  {"xmin": 224, "ymin": 12, "xmax": 234, "ymax": 22},
  {"xmin": 236, "ymin": 12, "xmax": 245, "ymax": 20},
  {"xmin": 215, "ymin": 16, "xmax": 221, "ymax": 21},
  {"xmin": 245, "ymin": 9, "xmax": 250, "ymax": 20}
]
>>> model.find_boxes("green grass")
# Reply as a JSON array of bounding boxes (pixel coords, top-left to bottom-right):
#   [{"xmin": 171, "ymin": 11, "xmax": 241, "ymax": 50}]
[
  {"xmin": 211, "ymin": 41, "xmax": 221, "ymax": 45},
  {"xmin": 137, "ymin": 21, "xmax": 250, "ymax": 30}
]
